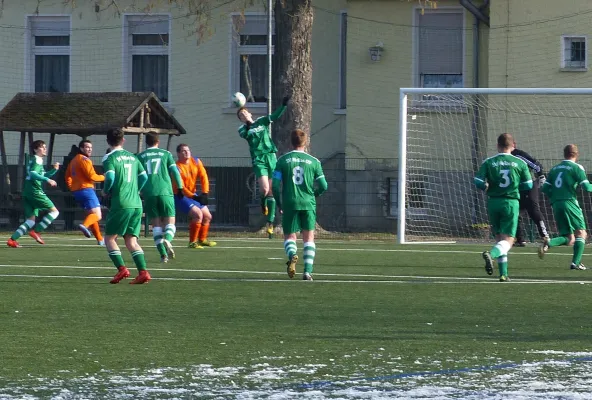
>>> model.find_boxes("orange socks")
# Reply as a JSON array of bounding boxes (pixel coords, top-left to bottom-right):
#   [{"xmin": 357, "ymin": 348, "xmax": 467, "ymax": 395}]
[
  {"xmin": 190, "ymin": 221, "xmax": 201, "ymax": 243},
  {"xmin": 198, "ymin": 224, "xmax": 210, "ymax": 242},
  {"xmin": 90, "ymin": 222, "xmax": 103, "ymax": 242},
  {"xmin": 83, "ymin": 213, "xmax": 99, "ymax": 228}
]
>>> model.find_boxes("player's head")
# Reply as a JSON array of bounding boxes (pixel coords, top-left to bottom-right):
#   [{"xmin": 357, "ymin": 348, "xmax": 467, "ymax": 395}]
[
  {"xmin": 146, "ymin": 131, "xmax": 160, "ymax": 148},
  {"xmin": 237, "ymin": 107, "xmax": 252, "ymax": 123},
  {"xmin": 564, "ymin": 144, "xmax": 579, "ymax": 160},
  {"xmin": 78, "ymin": 140, "xmax": 93, "ymax": 157},
  {"xmin": 497, "ymin": 133, "xmax": 514, "ymax": 152},
  {"xmin": 291, "ymin": 129, "xmax": 308, "ymax": 149},
  {"xmin": 31, "ymin": 140, "xmax": 46, "ymax": 156},
  {"xmin": 106, "ymin": 128, "xmax": 125, "ymax": 147},
  {"xmin": 176, "ymin": 143, "xmax": 191, "ymax": 162}
]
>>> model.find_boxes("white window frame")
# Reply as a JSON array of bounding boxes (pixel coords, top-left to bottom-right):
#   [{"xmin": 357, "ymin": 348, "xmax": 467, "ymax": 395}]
[
  {"xmin": 337, "ymin": 10, "xmax": 347, "ymax": 110},
  {"xmin": 411, "ymin": 6, "xmax": 466, "ymax": 106},
  {"xmin": 229, "ymin": 12, "xmax": 275, "ymax": 109},
  {"xmin": 122, "ymin": 13, "xmax": 172, "ymax": 105},
  {"xmin": 561, "ymin": 35, "xmax": 587, "ymax": 71},
  {"xmin": 24, "ymin": 15, "xmax": 71, "ymax": 93}
]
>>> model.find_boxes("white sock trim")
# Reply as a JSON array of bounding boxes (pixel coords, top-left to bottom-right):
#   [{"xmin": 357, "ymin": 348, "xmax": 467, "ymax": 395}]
[
  {"xmin": 24, "ymin": 219, "xmax": 35, "ymax": 229},
  {"xmin": 48, "ymin": 210, "xmax": 59, "ymax": 219}
]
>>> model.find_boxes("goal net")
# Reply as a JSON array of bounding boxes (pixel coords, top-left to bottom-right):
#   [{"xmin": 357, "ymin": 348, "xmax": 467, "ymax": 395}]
[{"xmin": 398, "ymin": 88, "xmax": 592, "ymax": 244}]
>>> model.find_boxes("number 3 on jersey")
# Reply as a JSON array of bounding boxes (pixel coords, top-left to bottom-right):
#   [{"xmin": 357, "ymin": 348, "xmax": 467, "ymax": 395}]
[
  {"xmin": 292, "ymin": 166, "xmax": 304, "ymax": 185},
  {"xmin": 499, "ymin": 169, "xmax": 510, "ymax": 188}
]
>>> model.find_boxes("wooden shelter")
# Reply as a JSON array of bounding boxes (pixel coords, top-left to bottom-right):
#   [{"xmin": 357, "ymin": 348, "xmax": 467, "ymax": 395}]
[{"xmin": 0, "ymin": 91, "xmax": 186, "ymax": 192}]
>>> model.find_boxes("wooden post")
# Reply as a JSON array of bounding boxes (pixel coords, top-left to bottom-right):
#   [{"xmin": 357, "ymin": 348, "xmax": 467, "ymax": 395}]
[
  {"xmin": 137, "ymin": 107, "xmax": 145, "ymax": 153},
  {"xmin": 0, "ymin": 131, "xmax": 8, "ymax": 192},
  {"xmin": 27, "ymin": 132, "xmax": 34, "ymax": 151},
  {"xmin": 47, "ymin": 133, "xmax": 56, "ymax": 167},
  {"xmin": 166, "ymin": 134, "xmax": 173, "ymax": 151},
  {"xmin": 16, "ymin": 132, "xmax": 25, "ymax": 193}
]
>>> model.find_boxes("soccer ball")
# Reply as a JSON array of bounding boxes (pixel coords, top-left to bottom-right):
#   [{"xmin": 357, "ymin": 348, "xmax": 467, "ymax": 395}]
[{"xmin": 232, "ymin": 92, "xmax": 246, "ymax": 108}]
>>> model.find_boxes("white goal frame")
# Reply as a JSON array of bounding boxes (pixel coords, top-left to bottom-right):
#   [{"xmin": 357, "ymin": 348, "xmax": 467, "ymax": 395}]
[{"xmin": 398, "ymin": 87, "xmax": 592, "ymax": 244}]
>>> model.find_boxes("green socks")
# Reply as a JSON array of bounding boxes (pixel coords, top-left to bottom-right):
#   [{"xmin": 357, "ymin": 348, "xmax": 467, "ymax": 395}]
[
  {"xmin": 35, "ymin": 210, "xmax": 59, "ymax": 233},
  {"xmin": 497, "ymin": 256, "xmax": 508, "ymax": 277},
  {"xmin": 164, "ymin": 224, "xmax": 176, "ymax": 242},
  {"xmin": 11, "ymin": 220, "xmax": 35, "ymax": 240},
  {"xmin": 153, "ymin": 227, "xmax": 167, "ymax": 257},
  {"xmin": 573, "ymin": 237, "xmax": 586, "ymax": 266},
  {"xmin": 284, "ymin": 240, "xmax": 297, "ymax": 260},
  {"xmin": 266, "ymin": 196, "xmax": 276, "ymax": 223},
  {"xmin": 109, "ymin": 250, "xmax": 125, "ymax": 269},
  {"xmin": 549, "ymin": 236, "xmax": 568, "ymax": 247},
  {"xmin": 303, "ymin": 242, "xmax": 316, "ymax": 274},
  {"xmin": 131, "ymin": 250, "xmax": 147, "ymax": 271}
]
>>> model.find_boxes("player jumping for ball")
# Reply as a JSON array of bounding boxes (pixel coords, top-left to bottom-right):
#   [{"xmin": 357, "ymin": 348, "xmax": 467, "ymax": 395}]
[{"xmin": 237, "ymin": 94, "xmax": 290, "ymax": 238}]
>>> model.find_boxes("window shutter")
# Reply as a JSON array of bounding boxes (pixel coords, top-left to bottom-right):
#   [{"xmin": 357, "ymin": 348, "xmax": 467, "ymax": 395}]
[
  {"xmin": 30, "ymin": 17, "xmax": 70, "ymax": 36},
  {"xmin": 418, "ymin": 12, "xmax": 463, "ymax": 75},
  {"xmin": 129, "ymin": 16, "xmax": 169, "ymax": 35}
]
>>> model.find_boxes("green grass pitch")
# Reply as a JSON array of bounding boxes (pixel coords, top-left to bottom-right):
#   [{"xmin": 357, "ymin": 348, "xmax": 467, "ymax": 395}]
[{"xmin": 1, "ymin": 235, "xmax": 592, "ymax": 398}]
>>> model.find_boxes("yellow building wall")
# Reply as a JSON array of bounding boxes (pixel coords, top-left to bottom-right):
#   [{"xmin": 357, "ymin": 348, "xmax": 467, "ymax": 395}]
[
  {"xmin": 0, "ymin": 0, "xmax": 345, "ymax": 166},
  {"xmin": 486, "ymin": 0, "xmax": 592, "ymax": 163},
  {"xmin": 345, "ymin": 0, "xmax": 485, "ymax": 170}
]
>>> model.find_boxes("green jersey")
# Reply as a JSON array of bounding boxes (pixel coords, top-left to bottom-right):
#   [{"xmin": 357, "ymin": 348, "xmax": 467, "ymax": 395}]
[
  {"xmin": 273, "ymin": 150, "xmax": 325, "ymax": 210},
  {"xmin": 137, "ymin": 147, "xmax": 180, "ymax": 197},
  {"xmin": 474, "ymin": 153, "xmax": 532, "ymax": 199},
  {"xmin": 23, "ymin": 155, "xmax": 57, "ymax": 197},
  {"xmin": 102, "ymin": 148, "xmax": 146, "ymax": 210},
  {"xmin": 542, "ymin": 160, "xmax": 589, "ymax": 204},
  {"xmin": 238, "ymin": 105, "xmax": 286, "ymax": 159}
]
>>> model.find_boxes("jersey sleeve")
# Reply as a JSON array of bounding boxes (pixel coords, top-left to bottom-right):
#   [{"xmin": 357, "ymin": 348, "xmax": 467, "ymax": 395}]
[
  {"xmin": 314, "ymin": 162, "xmax": 328, "ymax": 197},
  {"xmin": 576, "ymin": 165, "xmax": 592, "ymax": 192},
  {"xmin": 196, "ymin": 159, "xmax": 210, "ymax": 194},
  {"xmin": 102, "ymin": 156, "xmax": 115, "ymax": 192},
  {"xmin": 137, "ymin": 158, "xmax": 148, "ymax": 191},
  {"xmin": 167, "ymin": 152, "xmax": 183, "ymax": 189},
  {"xmin": 65, "ymin": 162, "xmax": 73, "ymax": 190},
  {"xmin": 518, "ymin": 162, "xmax": 533, "ymax": 191},
  {"xmin": 238, "ymin": 125, "xmax": 248, "ymax": 139},
  {"xmin": 82, "ymin": 157, "xmax": 105, "ymax": 182},
  {"xmin": 473, "ymin": 161, "xmax": 488, "ymax": 191}
]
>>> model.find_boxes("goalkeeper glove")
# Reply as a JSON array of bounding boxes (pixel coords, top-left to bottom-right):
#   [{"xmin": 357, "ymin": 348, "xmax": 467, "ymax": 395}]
[
  {"xmin": 193, "ymin": 193, "xmax": 209, "ymax": 205},
  {"xmin": 176, "ymin": 189, "xmax": 184, "ymax": 199},
  {"xmin": 282, "ymin": 95, "xmax": 291, "ymax": 106}
]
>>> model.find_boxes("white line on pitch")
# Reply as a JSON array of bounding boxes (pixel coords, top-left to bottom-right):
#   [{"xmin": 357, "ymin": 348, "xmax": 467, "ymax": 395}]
[
  {"xmin": 1, "ymin": 243, "xmax": 583, "ymax": 257},
  {"xmin": 0, "ymin": 264, "xmax": 587, "ymax": 284},
  {"xmin": 0, "ymin": 273, "xmax": 581, "ymax": 284}
]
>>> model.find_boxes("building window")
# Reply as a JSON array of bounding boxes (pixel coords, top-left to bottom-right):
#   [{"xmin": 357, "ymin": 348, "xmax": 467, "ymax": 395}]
[
  {"xmin": 124, "ymin": 15, "xmax": 170, "ymax": 102},
  {"xmin": 231, "ymin": 14, "xmax": 275, "ymax": 105},
  {"xmin": 416, "ymin": 10, "xmax": 463, "ymax": 89},
  {"xmin": 562, "ymin": 36, "xmax": 587, "ymax": 70},
  {"xmin": 28, "ymin": 16, "xmax": 70, "ymax": 93},
  {"xmin": 338, "ymin": 11, "xmax": 347, "ymax": 109}
]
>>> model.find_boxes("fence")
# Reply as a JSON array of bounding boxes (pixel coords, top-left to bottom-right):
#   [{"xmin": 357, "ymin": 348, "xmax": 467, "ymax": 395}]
[{"xmin": 0, "ymin": 155, "xmax": 403, "ymax": 239}]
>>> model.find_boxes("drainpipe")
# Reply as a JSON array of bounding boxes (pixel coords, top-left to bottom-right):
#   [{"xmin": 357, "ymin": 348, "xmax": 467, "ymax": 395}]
[{"xmin": 460, "ymin": 0, "xmax": 490, "ymax": 224}]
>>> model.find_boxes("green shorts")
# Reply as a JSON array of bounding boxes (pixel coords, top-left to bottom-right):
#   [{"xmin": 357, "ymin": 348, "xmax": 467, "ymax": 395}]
[
  {"xmin": 23, "ymin": 193, "xmax": 55, "ymax": 217},
  {"xmin": 252, "ymin": 153, "xmax": 277, "ymax": 178},
  {"xmin": 487, "ymin": 197, "xmax": 519, "ymax": 237},
  {"xmin": 144, "ymin": 195, "xmax": 175, "ymax": 220},
  {"xmin": 552, "ymin": 199, "xmax": 586, "ymax": 236},
  {"xmin": 105, "ymin": 208, "xmax": 143, "ymax": 237},
  {"xmin": 282, "ymin": 209, "xmax": 316, "ymax": 235}
]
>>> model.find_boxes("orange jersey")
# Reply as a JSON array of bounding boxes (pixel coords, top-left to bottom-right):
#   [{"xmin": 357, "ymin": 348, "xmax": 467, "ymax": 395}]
[
  {"xmin": 174, "ymin": 157, "xmax": 209, "ymax": 197},
  {"xmin": 65, "ymin": 154, "xmax": 105, "ymax": 191}
]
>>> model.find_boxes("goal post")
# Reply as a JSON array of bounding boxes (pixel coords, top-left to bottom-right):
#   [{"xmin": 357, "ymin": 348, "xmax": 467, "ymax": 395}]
[{"xmin": 398, "ymin": 87, "xmax": 592, "ymax": 244}]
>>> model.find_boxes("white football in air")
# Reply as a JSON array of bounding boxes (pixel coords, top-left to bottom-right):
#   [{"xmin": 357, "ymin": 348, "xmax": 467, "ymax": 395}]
[{"xmin": 232, "ymin": 92, "xmax": 246, "ymax": 108}]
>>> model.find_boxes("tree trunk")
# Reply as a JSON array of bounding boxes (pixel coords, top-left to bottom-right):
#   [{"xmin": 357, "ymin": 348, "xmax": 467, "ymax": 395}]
[{"xmin": 272, "ymin": 0, "xmax": 313, "ymax": 155}]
